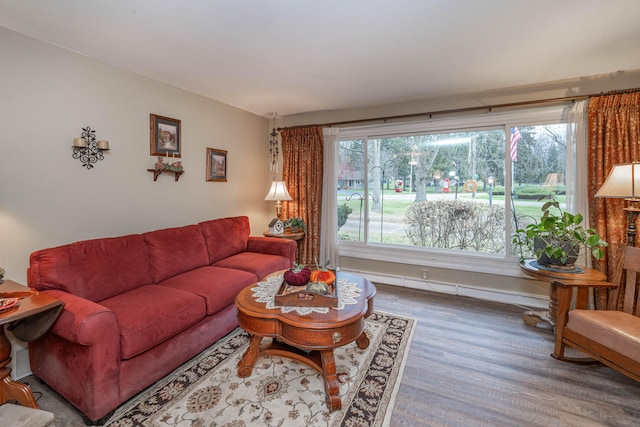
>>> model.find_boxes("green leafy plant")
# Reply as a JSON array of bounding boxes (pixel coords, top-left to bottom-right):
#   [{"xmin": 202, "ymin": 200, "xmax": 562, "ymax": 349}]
[
  {"xmin": 337, "ymin": 203, "xmax": 352, "ymax": 230},
  {"xmin": 512, "ymin": 194, "xmax": 608, "ymax": 265},
  {"xmin": 284, "ymin": 217, "xmax": 306, "ymax": 232}
]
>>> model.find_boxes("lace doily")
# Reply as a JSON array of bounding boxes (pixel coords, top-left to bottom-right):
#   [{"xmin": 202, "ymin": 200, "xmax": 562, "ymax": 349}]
[{"xmin": 251, "ymin": 275, "xmax": 361, "ymax": 315}]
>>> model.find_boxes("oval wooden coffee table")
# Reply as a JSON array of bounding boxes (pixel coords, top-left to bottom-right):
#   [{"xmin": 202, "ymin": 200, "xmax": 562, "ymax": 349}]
[{"xmin": 234, "ymin": 271, "xmax": 376, "ymax": 412}]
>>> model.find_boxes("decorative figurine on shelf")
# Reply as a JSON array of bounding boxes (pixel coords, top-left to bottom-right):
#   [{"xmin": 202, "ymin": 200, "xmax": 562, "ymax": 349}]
[
  {"xmin": 268, "ymin": 218, "xmax": 284, "ymax": 235},
  {"xmin": 155, "ymin": 156, "xmax": 165, "ymax": 170},
  {"xmin": 171, "ymin": 161, "xmax": 184, "ymax": 171}
]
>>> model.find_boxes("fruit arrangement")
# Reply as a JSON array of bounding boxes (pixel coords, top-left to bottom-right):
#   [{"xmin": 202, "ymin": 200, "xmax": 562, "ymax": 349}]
[
  {"xmin": 280, "ymin": 260, "xmax": 336, "ymax": 297},
  {"xmin": 276, "ymin": 260, "xmax": 337, "ymax": 307}
]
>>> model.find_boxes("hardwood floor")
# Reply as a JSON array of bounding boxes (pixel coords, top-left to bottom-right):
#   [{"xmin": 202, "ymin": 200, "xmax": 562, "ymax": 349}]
[
  {"xmin": 26, "ymin": 283, "xmax": 640, "ymax": 426},
  {"xmin": 373, "ymin": 284, "xmax": 640, "ymax": 427}
]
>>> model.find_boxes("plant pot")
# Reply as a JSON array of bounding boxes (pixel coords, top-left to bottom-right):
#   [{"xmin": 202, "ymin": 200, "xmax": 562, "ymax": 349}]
[{"xmin": 534, "ymin": 237, "xmax": 580, "ymax": 269}]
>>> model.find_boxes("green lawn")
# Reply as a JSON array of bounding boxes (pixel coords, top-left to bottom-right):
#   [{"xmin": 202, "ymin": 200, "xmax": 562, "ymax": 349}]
[{"xmin": 337, "ymin": 189, "xmax": 563, "ymax": 219}]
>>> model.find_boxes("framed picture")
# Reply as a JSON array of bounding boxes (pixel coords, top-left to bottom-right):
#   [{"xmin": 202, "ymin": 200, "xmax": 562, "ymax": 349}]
[
  {"xmin": 150, "ymin": 114, "xmax": 181, "ymax": 157},
  {"xmin": 206, "ymin": 148, "xmax": 227, "ymax": 182}
]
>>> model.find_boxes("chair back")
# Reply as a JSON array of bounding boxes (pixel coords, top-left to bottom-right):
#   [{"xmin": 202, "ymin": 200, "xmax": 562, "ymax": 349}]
[{"xmin": 608, "ymin": 244, "xmax": 640, "ymax": 314}]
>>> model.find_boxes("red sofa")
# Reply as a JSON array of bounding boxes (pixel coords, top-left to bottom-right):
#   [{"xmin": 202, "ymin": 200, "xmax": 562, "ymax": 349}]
[{"xmin": 27, "ymin": 216, "xmax": 295, "ymax": 423}]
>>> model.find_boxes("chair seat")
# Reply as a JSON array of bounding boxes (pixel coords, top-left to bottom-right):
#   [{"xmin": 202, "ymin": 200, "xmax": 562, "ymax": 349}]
[
  {"xmin": 0, "ymin": 403, "xmax": 54, "ymax": 426},
  {"xmin": 568, "ymin": 309, "xmax": 640, "ymax": 363}
]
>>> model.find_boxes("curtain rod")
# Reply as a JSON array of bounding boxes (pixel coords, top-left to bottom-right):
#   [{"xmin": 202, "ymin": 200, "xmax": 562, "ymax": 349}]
[{"xmin": 277, "ymin": 87, "xmax": 640, "ymax": 131}]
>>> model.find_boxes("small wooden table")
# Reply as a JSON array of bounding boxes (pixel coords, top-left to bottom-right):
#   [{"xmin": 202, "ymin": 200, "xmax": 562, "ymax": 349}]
[
  {"xmin": 520, "ymin": 259, "xmax": 606, "ymax": 328},
  {"xmin": 263, "ymin": 231, "xmax": 305, "ymax": 241},
  {"xmin": 0, "ymin": 280, "xmax": 63, "ymax": 409},
  {"xmin": 234, "ymin": 271, "xmax": 376, "ymax": 412}
]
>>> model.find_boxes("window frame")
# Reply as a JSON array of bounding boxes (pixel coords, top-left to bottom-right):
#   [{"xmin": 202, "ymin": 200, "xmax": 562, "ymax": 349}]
[{"xmin": 336, "ymin": 104, "xmax": 576, "ymax": 277}]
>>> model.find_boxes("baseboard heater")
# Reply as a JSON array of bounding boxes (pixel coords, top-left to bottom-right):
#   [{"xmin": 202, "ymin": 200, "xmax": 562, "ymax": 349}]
[{"xmin": 340, "ymin": 269, "xmax": 548, "ymax": 310}]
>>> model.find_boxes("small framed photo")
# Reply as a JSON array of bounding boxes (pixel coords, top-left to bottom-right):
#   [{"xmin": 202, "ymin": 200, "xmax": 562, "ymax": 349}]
[
  {"xmin": 150, "ymin": 114, "xmax": 181, "ymax": 157},
  {"xmin": 206, "ymin": 148, "xmax": 227, "ymax": 182}
]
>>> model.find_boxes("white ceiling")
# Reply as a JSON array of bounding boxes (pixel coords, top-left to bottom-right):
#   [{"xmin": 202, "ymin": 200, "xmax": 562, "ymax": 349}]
[{"xmin": 2, "ymin": 1, "xmax": 640, "ymax": 117}]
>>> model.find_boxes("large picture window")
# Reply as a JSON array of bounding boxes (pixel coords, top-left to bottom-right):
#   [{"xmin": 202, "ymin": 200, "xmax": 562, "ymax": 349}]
[{"xmin": 336, "ymin": 106, "xmax": 577, "ymax": 275}]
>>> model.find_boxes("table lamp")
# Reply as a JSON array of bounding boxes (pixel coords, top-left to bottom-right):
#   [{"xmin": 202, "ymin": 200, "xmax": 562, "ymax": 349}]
[
  {"xmin": 264, "ymin": 181, "xmax": 292, "ymax": 219},
  {"xmin": 595, "ymin": 162, "xmax": 640, "ymax": 246}
]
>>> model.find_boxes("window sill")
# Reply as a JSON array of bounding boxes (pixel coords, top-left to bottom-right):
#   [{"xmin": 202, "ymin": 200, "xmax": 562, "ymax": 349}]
[{"xmin": 339, "ymin": 241, "xmax": 524, "ymax": 277}]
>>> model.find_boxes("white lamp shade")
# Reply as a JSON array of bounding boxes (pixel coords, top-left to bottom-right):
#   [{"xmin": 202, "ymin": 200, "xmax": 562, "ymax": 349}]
[
  {"xmin": 595, "ymin": 163, "xmax": 640, "ymax": 199},
  {"xmin": 264, "ymin": 181, "xmax": 293, "ymax": 201}
]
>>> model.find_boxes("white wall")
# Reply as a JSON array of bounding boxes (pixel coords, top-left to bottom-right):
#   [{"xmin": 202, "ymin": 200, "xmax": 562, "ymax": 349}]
[{"xmin": 0, "ymin": 28, "xmax": 274, "ymax": 284}]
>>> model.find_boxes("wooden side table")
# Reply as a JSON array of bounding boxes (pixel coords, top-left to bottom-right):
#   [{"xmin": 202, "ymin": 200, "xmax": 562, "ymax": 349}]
[
  {"xmin": 262, "ymin": 231, "xmax": 305, "ymax": 241},
  {"xmin": 0, "ymin": 280, "xmax": 63, "ymax": 409},
  {"xmin": 520, "ymin": 259, "xmax": 606, "ymax": 329}
]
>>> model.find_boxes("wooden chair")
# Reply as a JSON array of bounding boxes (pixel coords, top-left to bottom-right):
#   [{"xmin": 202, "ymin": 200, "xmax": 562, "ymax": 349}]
[{"xmin": 552, "ymin": 244, "xmax": 640, "ymax": 382}]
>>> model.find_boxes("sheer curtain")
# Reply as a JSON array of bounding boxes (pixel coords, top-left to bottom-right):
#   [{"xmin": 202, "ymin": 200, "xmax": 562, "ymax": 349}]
[
  {"xmin": 320, "ymin": 127, "xmax": 340, "ymax": 269},
  {"xmin": 566, "ymin": 100, "xmax": 590, "ymax": 266}
]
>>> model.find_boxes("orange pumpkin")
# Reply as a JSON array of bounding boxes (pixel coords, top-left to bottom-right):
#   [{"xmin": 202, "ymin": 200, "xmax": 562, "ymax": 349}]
[{"xmin": 310, "ymin": 269, "xmax": 336, "ymax": 285}]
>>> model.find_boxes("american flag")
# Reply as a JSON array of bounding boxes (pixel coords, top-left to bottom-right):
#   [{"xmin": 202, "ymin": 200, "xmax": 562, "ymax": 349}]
[{"xmin": 510, "ymin": 127, "xmax": 522, "ymax": 162}]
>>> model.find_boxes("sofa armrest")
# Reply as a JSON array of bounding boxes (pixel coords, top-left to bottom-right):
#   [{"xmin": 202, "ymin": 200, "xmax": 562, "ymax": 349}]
[
  {"xmin": 247, "ymin": 236, "xmax": 296, "ymax": 263},
  {"xmin": 40, "ymin": 289, "xmax": 119, "ymax": 346},
  {"xmin": 29, "ymin": 289, "xmax": 121, "ymax": 422}
]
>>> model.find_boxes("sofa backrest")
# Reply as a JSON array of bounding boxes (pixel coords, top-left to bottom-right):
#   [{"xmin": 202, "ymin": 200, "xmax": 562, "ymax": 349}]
[
  {"xmin": 28, "ymin": 234, "xmax": 153, "ymax": 302},
  {"xmin": 199, "ymin": 216, "xmax": 250, "ymax": 264},
  {"xmin": 143, "ymin": 224, "xmax": 210, "ymax": 283}
]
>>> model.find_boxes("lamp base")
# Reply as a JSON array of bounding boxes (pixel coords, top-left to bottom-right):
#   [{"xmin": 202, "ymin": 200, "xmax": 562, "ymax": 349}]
[{"xmin": 624, "ymin": 206, "xmax": 640, "ymax": 247}]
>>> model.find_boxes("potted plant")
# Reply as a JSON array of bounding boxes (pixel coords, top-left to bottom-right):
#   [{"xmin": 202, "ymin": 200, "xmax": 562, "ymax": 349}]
[
  {"xmin": 512, "ymin": 195, "xmax": 608, "ymax": 268},
  {"xmin": 285, "ymin": 217, "xmax": 306, "ymax": 233}
]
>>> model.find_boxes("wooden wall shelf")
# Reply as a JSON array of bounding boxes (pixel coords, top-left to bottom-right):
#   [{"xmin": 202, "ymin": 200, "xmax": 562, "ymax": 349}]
[{"xmin": 147, "ymin": 169, "xmax": 184, "ymax": 182}]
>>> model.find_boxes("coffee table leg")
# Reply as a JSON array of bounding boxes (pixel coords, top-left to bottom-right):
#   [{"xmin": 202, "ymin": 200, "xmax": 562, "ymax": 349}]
[
  {"xmin": 356, "ymin": 331, "xmax": 369, "ymax": 349},
  {"xmin": 237, "ymin": 335, "xmax": 262, "ymax": 377},
  {"xmin": 320, "ymin": 349, "xmax": 341, "ymax": 411}
]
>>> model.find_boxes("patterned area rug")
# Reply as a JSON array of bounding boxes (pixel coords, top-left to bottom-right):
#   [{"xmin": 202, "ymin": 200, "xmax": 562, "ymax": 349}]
[{"xmin": 105, "ymin": 311, "xmax": 415, "ymax": 427}]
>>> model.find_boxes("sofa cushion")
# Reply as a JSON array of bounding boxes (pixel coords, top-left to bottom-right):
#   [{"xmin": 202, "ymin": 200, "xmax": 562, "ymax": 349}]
[
  {"xmin": 100, "ymin": 285, "xmax": 206, "ymax": 360},
  {"xmin": 158, "ymin": 266, "xmax": 256, "ymax": 315},
  {"xmin": 199, "ymin": 216, "xmax": 250, "ymax": 264},
  {"xmin": 213, "ymin": 252, "xmax": 290, "ymax": 280},
  {"xmin": 28, "ymin": 234, "xmax": 153, "ymax": 302},
  {"xmin": 568, "ymin": 309, "xmax": 640, "ymax": 363},
  {"xmin": 143, "ymin": 224, "xmax": 210, "ymax": 283}
]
